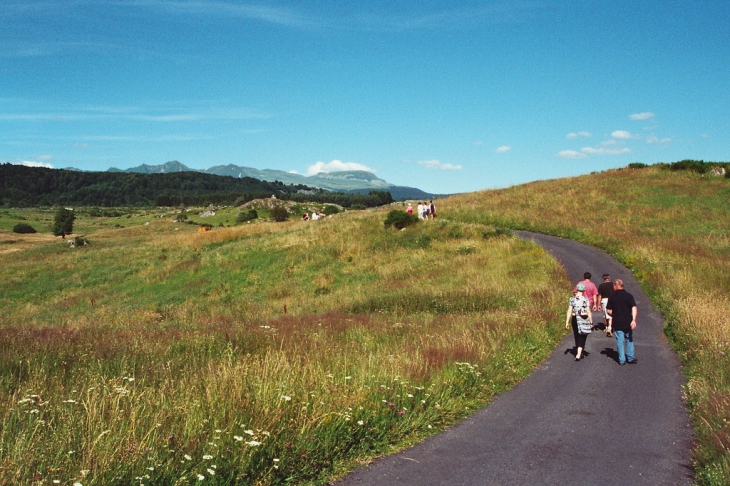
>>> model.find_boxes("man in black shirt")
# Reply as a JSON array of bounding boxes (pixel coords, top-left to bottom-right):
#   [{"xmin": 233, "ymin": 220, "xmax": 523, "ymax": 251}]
[
  {"xmin": 597, "ymin": 274, "xmax": 615, "ymax": 336},
  {"xmin": 605, "ymin": 279, "xmax": 638, "ymax": 365}
]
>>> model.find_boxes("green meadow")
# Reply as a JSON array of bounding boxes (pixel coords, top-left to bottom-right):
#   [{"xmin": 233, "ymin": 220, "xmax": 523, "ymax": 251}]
[{"xmin": 0, "ymin": 204, "xmax": 565, "ymax": 484}]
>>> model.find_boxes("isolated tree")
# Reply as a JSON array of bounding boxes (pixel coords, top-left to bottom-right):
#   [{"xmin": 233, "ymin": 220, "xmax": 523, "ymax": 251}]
[{"xmin": 52, "ymin": 208, "xmax": 75, "ymax": 238}]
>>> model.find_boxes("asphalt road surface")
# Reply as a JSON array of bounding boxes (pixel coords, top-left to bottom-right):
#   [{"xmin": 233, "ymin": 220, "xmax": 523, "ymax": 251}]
[{"xmin": 336, "ymin": 231, "xmax": 694, "ymax": 485}]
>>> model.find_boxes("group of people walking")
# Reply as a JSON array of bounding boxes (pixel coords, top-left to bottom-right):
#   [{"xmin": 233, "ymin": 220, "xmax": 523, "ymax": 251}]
[
  {"xmin": 566, "ymin": 272, "xmax": 638, "ymax": 365},
  {"xmin": 407, "ymin": 201, "xmax": 436, "ymax": 220}
]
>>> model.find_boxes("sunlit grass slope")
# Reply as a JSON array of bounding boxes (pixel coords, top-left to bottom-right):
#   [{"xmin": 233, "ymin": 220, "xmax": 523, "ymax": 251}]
[
  {"xmin": 442, "ymin": 166, "xmax": 730, "ymax": 485},
  {"xmin": 0, "ymin": 209, "xmax": 565, "ymax": 484}
]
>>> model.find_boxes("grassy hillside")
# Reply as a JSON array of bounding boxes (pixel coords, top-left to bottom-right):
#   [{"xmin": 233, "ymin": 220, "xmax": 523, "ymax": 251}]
[
  {"xmin": 441, "ymin": 166, "xmax": 730, "ymax": 485},
  {"xmin": 0, "ymin": 206, "xmax": 565, "ymax": 484}
]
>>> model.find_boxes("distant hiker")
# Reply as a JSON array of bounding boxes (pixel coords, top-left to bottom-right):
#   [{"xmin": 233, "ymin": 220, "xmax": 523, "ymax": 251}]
[
  {"xmin": 598, "ymin": 273, "xmax": 615, "ymax": 336},
  {"xmin": 605, "ymin": 279, "xmax": 638, "ymax": 365},
  {"xmin": 422, "ymin": 202, "xmax": 430, "ymax": 219},
  {"xmin": 566, "ymin": 283, "xmax": 592, "ymax": 360},
  {"xmin": 576, "ymin": 272, "xmax": 599, "ymax": 312},
  {"xmin": 417, "ymin": 202, "xmax": 424, "ymax": 220},
  {"xmin": 302, "ymin": 213, "xmax": 309, "ymax": 221},
  {"xmin": 407, "ymin": 203, "xmax": 413, "ymax": 215},
  {"xmin": 429, "ymin": 200, "xmax": 436, "ymax": 219}
]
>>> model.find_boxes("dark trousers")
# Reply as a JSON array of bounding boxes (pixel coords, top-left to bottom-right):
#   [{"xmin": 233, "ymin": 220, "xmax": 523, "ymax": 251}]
[{"xmin": 572, "ymin": 317, "xmax": 587, "ymax": 349}]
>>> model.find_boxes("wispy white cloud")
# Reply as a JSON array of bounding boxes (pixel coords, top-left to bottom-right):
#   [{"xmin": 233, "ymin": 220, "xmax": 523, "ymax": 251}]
[
  {"xmin": 557, "ymin": 150, "xmax": 587, "ymax": 159},
  {"xmin": 306, "ymin": 160, "xmax": 374, "ymax": 176},
  {"xmin": 566, "ymin": 131, "xmax": 591, "ymax": 139},
  {"xmin": 417, "ymin": 159, "xmax": 463, "ymax": 171},
  {"xmin": 495, "ymin": 145, "xmax": 511, "ymax": 153},
  {"xmin": 127, "ymin": 1, "xmax": 323, "ymax": 29},
  {"xmin": 646, "ymin": 136, "xmax": 672, "ymax": 144},
  {"xmin": 558, "ymin": 145, "xmax": 630, "ymax": 158},
  {"xmin": 581, "ymin": 147, "xmax": 631, "ymax": 155},
  {"xmin": 0, "ymin": 105, "xmax": 269, "ymax": 122},
  {"xmin": 611, "ymin": 130, "xmax": 636, "ymax": 139},
  {"xmin": 12, "ymin": 1, "xmax": 543, "ymax": 34},
  {"xmin": 629, "ymin": 112, "xmax": 655, "ymax": 120}
]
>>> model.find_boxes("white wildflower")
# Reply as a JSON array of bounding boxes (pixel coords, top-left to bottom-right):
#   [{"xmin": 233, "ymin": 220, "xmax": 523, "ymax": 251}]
[{"xmin": 245, "ymin": 440, "xmax": 261, "ymax": 446}]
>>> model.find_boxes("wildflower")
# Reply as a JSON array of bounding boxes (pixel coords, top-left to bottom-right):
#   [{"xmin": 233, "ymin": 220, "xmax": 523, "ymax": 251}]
[
  {"xmin": 184, "ymin": 454, "xmax": 192, "ymax": 461},
  {"xmin": 234, "ymin": 436, "xmax": 243, "ymax": 441},
  {"xmin": 53, "ymin": 481, "xmax": 60, "ymax": 484},
  {"xmin": 422, "ymin": 400, "xmax": 426, "ymax": 404},
  {"xmin": 207, "ymin": 469, "xmax": 216, "ymax": 476},
  {"xmin": 281, "ymin": 395, "xmax": 291, "ymax": 401},
  {"xmin": 197, "ymin": 474, "xmax": 205, "ymax": 480},
  {"xmin": 357, "ymin": 420, "xmax": 364, "ymax": 425},
  {"xmin": 345, "ymin": 376, "xmax": 351, "ymax": 380},
  {"xmin": 407, "ymin": 394, "xmax": 414, "ymax": 398},
  {"xmin": 147, "ymin": 467, "xmax": 154, "ymax": 471},
  {"xmin": 215, "ymin": 429, "xmax": 221, "ymax": 433},
  {"xmin": 245, "ymin": 440, "xmax": 261, "ymax": 446},
  {"xmin": 74, "ymin": 483, "xmax": 83, "ymax": 486},
  {"xmin": 428, "ymin": 425, "xmax": 432, "ymax": 429},
  {"xmin": 81, "ymin": 470, "xmax": 90, "ymax": 476},
  {"xmin": 243, "ymin": 429, "xmax": 254, "ymax": 435},
  {"xmin": 273, "ymin": 459, "xmax": 280, "ymax": 462},
  {"xmin": 261, "ymin": 431, "xmax": 270, "ymax": 436},
  {"xmin": 202, "ymin": 455, "xmax": 213, "ymax": 460}
]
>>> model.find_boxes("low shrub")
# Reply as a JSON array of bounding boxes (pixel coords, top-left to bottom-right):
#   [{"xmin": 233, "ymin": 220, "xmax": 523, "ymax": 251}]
[
  {"xmin": 323, "ymin": 205, "xmax": 340, "ymax": 216},
  {"xmin": 73, "ymin": 236, "xmax": 89, "ymax": 247},
  {"xmin": 628, "ymin": 162, "xmax": 648, "ymax": 169},
  {"xmin": 12, "ymin": 223, "xmax": 36, "ymax": 234},
  {"xmin": 236, "ymin": 209, "xmax": 258, "ymax": 223},
  {"xmin": 384, "ymin": 210, "xmax": 419, "ymax": 230},
  {"xmin": 270, "ymin": 206, "xmax": 289, "ymax": 222}
]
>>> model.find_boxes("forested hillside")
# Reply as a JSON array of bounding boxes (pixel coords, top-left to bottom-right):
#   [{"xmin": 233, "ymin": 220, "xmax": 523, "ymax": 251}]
[{"xmin": 0, "ymin": 164, "xmax": 394, "ymax": 208}]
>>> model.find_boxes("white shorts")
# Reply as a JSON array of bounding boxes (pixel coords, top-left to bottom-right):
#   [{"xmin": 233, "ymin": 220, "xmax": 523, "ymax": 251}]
[{"xmin": 601, "ymin": 298, "xmax": 611, "ymax": 323}]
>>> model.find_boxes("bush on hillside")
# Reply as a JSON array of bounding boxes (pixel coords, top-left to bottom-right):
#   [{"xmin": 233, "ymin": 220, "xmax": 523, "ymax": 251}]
[
  {"xmin": 322, "ymin": 205, "xmax": 340, "ymax": 216},
  {"xmin": 384, "ymin": 210, "xmax": 419, "ymax": 230},
  {"xmin": 13, "ymin": 223, "xmax": 36, "ymax": 234},
  {"xmin": 628, "ymin": 162, "xmax": 648, "ymax": 169},
  {"xmin": 270, "ymin": 206, "xmax": 289, "ymax": 222},
  {"xmin": 236, "ymin": 209, "xmax": 258, "ymax": 222}
]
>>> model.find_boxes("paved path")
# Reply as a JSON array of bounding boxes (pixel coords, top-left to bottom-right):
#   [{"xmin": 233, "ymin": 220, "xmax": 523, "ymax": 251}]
[{"xmin": 337, "ymin": 232, "xmax": 694, "ymax": 485}]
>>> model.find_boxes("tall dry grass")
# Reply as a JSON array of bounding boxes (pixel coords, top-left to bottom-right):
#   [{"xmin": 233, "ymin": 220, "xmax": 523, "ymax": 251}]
[{"xmin": 442, "ymin": 166, "xmax": 730, "ymax": 484}]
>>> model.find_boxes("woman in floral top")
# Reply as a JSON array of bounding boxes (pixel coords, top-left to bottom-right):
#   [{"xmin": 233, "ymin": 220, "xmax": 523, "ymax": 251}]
[{"xmin": 566, "ymin": 283, "xmax": 593, "ymax": 361}]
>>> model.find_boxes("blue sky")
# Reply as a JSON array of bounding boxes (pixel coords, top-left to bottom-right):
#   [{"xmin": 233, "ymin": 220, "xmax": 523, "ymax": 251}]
[{"xmin": 2, "ymin": 1, "xmax": 728, "ymax": 194}]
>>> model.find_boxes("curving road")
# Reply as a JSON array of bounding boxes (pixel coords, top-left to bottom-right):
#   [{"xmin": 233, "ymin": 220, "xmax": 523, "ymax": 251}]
[{"xmin": 336, "ymin": 231, "xmax": 694, "ymax": 485}]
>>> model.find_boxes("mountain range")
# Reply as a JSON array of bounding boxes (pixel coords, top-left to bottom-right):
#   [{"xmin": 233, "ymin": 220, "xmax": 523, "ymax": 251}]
[{"xmin": 106, "ymin": 161, "xmax": 444, "ymax": 201}]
